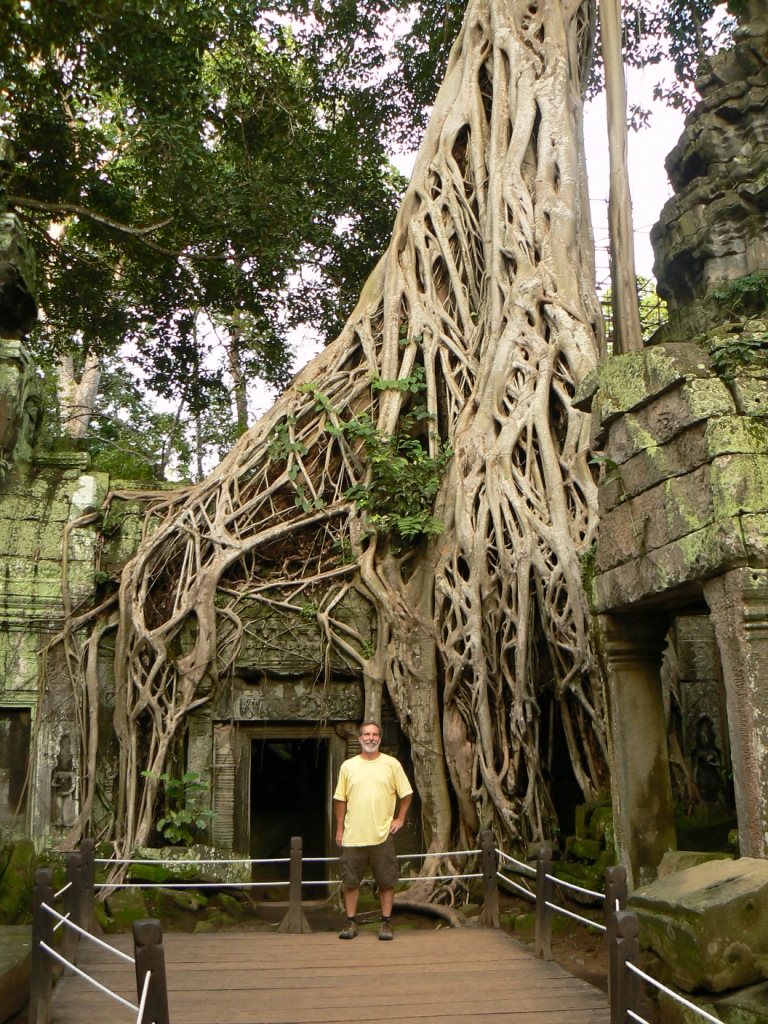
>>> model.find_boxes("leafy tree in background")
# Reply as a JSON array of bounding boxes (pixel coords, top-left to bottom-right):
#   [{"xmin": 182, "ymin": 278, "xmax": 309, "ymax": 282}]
[
  {"xmin": 1, "ymin": 0, "xmax": 733, "ymax": 477},
  {"xmin": 0, "ymin": 0, "xmax": 405, "ymax": 459},
  {"xmin": 600, "ymin": 276, "xmax": 669, "ymax": 349}
]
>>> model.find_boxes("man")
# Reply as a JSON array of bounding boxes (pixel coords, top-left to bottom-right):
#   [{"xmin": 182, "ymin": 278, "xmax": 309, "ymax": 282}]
[{"xmin": 334, "ymin": 720, "xmax": 413, "ymax": 940}]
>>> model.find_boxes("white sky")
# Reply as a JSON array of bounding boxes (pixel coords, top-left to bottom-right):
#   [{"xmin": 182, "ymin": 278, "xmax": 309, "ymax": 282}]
[
  {"xmin": 584, "ymin": 66, "xmax": 687, "ymax": 284},
  {"xmin": 389, "ymin": 66, "xmax": 686, "ymax": 285}
]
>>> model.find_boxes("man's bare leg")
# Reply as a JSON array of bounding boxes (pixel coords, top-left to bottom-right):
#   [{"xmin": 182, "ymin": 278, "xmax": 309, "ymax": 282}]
[
  {"xmin": 343, "ymin": 887, "xmax": 360, "ymax": 918},
  {"xmin": 379, "ymin": 888, "xmax": 394, "ymax": 917},
  {"xmin": 378, "ymin": 887, "xmax": 395, "ymax": 940}
]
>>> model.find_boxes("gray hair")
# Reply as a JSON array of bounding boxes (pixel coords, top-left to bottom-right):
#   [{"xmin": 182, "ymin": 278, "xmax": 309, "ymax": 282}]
[{"xmin": 358, "ymin": 719, "xmax": 382, "ymax": 737}]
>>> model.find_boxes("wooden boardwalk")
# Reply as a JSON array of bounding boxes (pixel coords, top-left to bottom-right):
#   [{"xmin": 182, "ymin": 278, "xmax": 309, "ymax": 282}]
[{"xmin": 52, "ymin": 927, "xmax": 610, "ymax": 1024}]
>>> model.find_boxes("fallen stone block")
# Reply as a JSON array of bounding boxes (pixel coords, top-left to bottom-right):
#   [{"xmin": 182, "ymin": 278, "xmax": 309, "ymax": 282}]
[{"xmin": 631, "ymin": 857, "xmax": 768, "ymax": 993}]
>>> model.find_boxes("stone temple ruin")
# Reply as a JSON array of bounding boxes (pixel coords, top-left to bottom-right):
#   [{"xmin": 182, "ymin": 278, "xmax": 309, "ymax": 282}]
[
  {"xmin": 0, "ymin": 8, "xmax": 767, "ymax": 901},
  {"xmin": 578, "ymin": 0, "xmax": 768, "ymax": 886}
]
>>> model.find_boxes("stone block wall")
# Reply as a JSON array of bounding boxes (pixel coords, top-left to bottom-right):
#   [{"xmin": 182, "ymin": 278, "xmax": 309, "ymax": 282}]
[
  {"xmin": 579, "ymin": 341, "xmax": 768, "ymax": 611},
  {"xmin": 0, "ymin": 438, "xmax": 114, "ymax": 840}
]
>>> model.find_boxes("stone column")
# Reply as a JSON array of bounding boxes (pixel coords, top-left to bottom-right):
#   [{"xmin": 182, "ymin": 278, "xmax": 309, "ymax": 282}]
[
  {"xmin": 703, "ymin": 568, "xmax": 768, "ymax": 858},
  {"xmin": 600, "ymin": 612, "xmax": 677, "ymax": 888}
]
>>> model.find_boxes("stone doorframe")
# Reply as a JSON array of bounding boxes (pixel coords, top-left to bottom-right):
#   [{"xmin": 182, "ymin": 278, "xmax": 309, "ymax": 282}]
[
  {"xmin": 600, "ymin": 566, "xmax": 768, "ymax": 887},
  {"xmin": 232, "ymin": 723, "xmax": 349, "ymax": 860}
]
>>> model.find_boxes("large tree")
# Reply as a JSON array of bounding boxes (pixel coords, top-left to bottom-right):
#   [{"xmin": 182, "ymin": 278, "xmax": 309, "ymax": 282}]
[
  {"xmin": 103, "ymin": 0, "xmax": 607, "ymax": 861},
  {"xmin": 50, "ymin": 0, "xmax": 735, "ymax": 858}
]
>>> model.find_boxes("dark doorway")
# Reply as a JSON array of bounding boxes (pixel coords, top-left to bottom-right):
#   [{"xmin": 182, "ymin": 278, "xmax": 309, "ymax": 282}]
[
  {"xmin": 0, "ymin": 709, "xmax": 31, "ymax": 830},
  {"xmin": 250, "ymin": 736, "xmax": 328, "ymax": 891}
]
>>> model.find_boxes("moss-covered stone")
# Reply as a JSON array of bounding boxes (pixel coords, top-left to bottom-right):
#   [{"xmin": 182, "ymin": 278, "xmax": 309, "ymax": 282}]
[
  {"xmin": 93, "ymin": 898, "xmax": 114, "ymax": 934},
  {"xmin": 513, "ymin": 913, "xmax": 536, "ymax": 935},
  {"xmin": 193, "ymin": 919, "xmax": 216, "ymax": 934},
  {"xmin": 710, "ymin": 980, "xmax": 768, "ymax": 1024},
  {"xmin": 105, "ymin": 887, "xmax": 148, "ymax": 929},
  {"xmin": 148, "ymin": 887, "xmax": 209, "ymax": 916},
  {"xmin": 591, "ymin": 345, "xmax": 714, "ymax": 430},
  {"xmin": 0, "ymin": 840, "xmax": 36, "ymax": 925},
  {"xmin": 565, "ymin": 836, "xmax": 603, "ymax": 862},
  {"xmin": 658, "ymin": 851, "xmax": 735, "ymax": 879},
  {"xmin": 513, "ymin": 912, "xmax": 570, "ymax": 936},
  {"xmin": 212, "ymin": 892, "xmax": 244, "ymax": 918},
  {"xmin": 499, "ymin": 907, "xmax": 522, "ymax": 930},
  {"xmin": 554, "ymin": 862, "xmax": 604, "ymax": 906},
  {"xmin": 631, "ymin": 858, "xmax": 768, "ymax": 993},
  {"xmin": 129, "ymin": 846, "xmax": 251, "ymax": 886}
]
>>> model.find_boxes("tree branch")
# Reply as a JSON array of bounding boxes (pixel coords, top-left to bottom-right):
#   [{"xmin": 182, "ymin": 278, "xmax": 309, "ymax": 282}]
[
  {"xmin": 7, "ymin": 195, "xmax": 229, "ymax": 261},
  {"xmin": 7, "ymin": 195, "xmax": 173, "ymax": 236}
]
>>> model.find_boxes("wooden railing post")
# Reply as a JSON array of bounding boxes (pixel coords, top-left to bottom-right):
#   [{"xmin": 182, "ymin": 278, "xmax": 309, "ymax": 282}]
[
  {"xmin": 604, "ymin": 864, "xmax": 628, "ymax": 925},
  {"xmin": 30, "ymin": 867, "xmax": 54, "ymax": 1024},
  {"xmin": 278, "ymin": 836, "xmax": 311, "ymax": 934},
  {"xmin": 604, "ymin": 863, "xmax": 628, "ymax": 1000},
  {"xmin": 609, "ymin": 910, "xmax": 640, "ymax": 1024},
  {"xmin": 134, "ymin": 918, "xmax": 170, "ymax": 1024},
  {"xmin": 80, "ymin": 837, "xmax": 96, "ymax": 934},
  {"xmin": 478, "ymin": 830, "xmax": 499, "ymax": 927},
  {"xmin": 62, "ymin": 852, "xmax": 82, "ymax": 972},
  {"xmin": 534, "ymin": 846, "xmax": 554, "ymax": 961}
]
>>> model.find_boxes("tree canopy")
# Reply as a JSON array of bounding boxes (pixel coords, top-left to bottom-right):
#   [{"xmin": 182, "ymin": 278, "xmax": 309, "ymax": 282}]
[
  {"xmin": 2, "ymin": 1, "xmax": 733, "ymax": 452},
  {"xmin": 0, "ymin": 0, "xmax": 406, "ymax": 429}
]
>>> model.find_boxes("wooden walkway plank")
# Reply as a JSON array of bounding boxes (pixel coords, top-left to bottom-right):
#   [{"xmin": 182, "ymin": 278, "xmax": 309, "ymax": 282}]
[{"xmin": 52, "ymin": 928, "xmax": 610, "ymax": 1024}]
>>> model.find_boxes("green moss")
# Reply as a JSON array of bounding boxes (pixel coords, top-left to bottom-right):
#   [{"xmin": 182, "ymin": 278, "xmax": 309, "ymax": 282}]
[
  {"xmin": 104, "ymin": 887, "xmax": 147, "ymax": 929},
  {"xmin": 0, "ymin": 840, "xmax": 36, "ymax": 925}
]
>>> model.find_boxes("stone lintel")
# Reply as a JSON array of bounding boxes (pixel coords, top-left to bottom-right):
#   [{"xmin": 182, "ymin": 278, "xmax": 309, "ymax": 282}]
[
  {"xmin": 217, "ymin": 678, "xmax": 364, "ymax": 723},
  {"xmin": 594, "ymin": 515, "xmax": 765, "ymax": 612},
  {"xmin": 703, "ymin": 568, "xmax": 768, "ymax": 858},
  {"xmin": 33, "ymin": 451, "xmax": 91, "ymax": 471}
]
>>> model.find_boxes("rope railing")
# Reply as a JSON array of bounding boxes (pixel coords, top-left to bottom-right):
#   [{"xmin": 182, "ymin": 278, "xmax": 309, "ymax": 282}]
[
  {"xmin": 97, "ymin": 879, "xmax": 291, "ymax": 889},
  {"xmin": 96, "ymin": 856, "xmax": 290, "ymax": 865},
  {"xmin": 528, "ymin": 847, "xmax": 631, "ymax": 962},
  {"xmin": 33, "ymin": 833, "xmax": 669, "ymax": 1024},
  {"xmin": 606, "ymin": 908, "xmax": 726, "ymax": 1024},
  {"xmin": 42, "ymin": 903, "xmax": 136, "ymax": 963},
  {"xmin": 29, "ymin": 843, "xmax": 170, "ymax": 1024},
  {"xmin": 496, "ymin": 849, "xmax": 537, "ymax": 876},
  {"xmin": 494, "ymin": 847, "xmax": 536, "ymax": 902},
  {"xmin": 38, "ymin": 940, "xmax": 141, "ymax": 1013},
  {"xmin": 625, "ymin": 948, "xmax": 724, "ymax": 1024}
]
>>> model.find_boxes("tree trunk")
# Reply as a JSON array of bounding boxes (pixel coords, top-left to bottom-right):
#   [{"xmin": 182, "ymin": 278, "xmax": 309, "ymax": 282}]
[
  {"xmin": 601, "ymin": 0, "xmax": 644, "ymax": 353},
  {"xmin": 226, "ymin": 321, "xmax": 249, "ymax": 435},
  {"xmin": 59, "ymin": 352, "xmax": 101, "ymax": 439}
]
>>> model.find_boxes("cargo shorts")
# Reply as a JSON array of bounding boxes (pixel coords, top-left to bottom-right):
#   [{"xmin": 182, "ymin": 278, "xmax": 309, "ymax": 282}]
[{"xmin": 340, "ymin": 835, "xmax": 398, "ymax": 890}]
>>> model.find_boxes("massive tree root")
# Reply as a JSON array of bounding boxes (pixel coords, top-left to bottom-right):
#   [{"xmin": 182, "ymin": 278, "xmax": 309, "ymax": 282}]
[{"xmin": 109, "ymin": 0, "xmax": 607, "ymax": 859}]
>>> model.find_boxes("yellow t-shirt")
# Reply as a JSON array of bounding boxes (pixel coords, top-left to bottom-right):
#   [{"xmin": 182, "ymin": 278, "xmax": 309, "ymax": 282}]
[{"xmin": 333, "ymin": 752, "xmax": 413, "ymax": 847}]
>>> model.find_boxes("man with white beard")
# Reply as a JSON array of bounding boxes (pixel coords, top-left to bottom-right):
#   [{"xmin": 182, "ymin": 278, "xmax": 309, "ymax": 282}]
[{"xmin": 334, "ymin": 720, "xmax": 413, "ymax": 940}]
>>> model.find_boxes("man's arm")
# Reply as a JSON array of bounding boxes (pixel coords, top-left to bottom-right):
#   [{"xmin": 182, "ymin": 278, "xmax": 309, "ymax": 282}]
[
  {"xmin": 334, "ymin": 799, "xmax": 347, "ymax": 847},
  {"xmin": 389, "ymin": 793, "xmax": 412, "ymax": 835}
]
